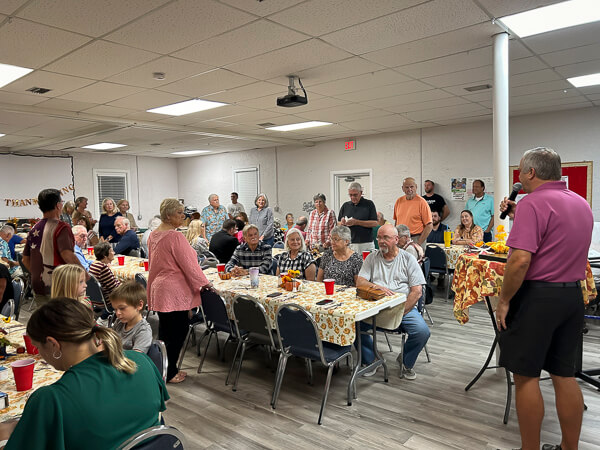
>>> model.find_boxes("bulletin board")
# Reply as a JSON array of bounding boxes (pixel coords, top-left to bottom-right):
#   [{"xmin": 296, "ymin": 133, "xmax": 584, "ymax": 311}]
[{"xmin": 510, "ymin": 161, "xmax": 592, "ymax": 207}]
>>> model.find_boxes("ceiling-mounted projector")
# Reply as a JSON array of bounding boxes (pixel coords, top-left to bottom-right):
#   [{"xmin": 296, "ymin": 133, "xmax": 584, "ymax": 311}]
[{"xmin": 277, "ymin": 75, "xmax": 308, "ymax": 107}]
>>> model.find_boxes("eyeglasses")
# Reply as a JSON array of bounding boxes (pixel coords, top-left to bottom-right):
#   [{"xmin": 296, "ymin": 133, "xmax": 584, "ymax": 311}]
[{"xmin": 376, "ymin": 235, "xmax": 396, "ymax": 241}]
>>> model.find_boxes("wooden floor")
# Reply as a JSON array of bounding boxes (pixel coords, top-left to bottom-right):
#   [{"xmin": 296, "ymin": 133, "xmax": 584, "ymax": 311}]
[
  {"xmin": 18, "ymin": 290, "xmax": 600, "ymax": 449},
  {"xmin": 159, "ymin": 291, "xmax": 600, "ymax": 450}
]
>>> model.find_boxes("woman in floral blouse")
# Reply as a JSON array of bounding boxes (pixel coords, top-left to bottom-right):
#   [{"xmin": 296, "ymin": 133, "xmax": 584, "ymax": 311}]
[{"xmin": 452, "ymin": 210, "xmax": 484, "ymax": 245}]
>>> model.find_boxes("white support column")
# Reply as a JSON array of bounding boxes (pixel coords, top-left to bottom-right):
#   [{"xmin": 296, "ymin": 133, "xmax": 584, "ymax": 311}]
[{"xmin": 493, "ymin": 32, "xmax": 510, "ymax": 236}]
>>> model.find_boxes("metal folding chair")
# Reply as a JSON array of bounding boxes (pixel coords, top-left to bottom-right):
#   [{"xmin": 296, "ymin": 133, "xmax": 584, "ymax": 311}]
[
  {"xmin": 117, "ymin": 425, "xmax": 186, "ymax": 450},
  {"xmin": 146, "ymin": 339, "xmax": 168, "ymax": 382},
  {"xmin": 425, "ymin": 244, "xmax": 454, "ymax": 300}
]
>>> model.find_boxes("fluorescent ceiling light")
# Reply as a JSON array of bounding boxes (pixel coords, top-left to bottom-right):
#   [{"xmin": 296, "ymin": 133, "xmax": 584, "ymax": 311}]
[
  {"xmin": 0, "ymin": 134, "xmax": 5, "ymax": 138},
  {"xmin": 0, "ymin": 63, "xmax": 33, "ymax": 88},
  {"xmin": 497, "ymin": 0, "xmax": 600, "ymax": 38},
  {"xmin": 147, "ymin": 99, "xmax": 227, "ymax": 116},
  {"xmin": 82, "ymin": 143, "xmax": 127, "ymax": 150},
  {"xmin": 567, "ymin": 72, "xmax": 600, "ymax": 87},
  {"xmin": 266, "ymin": 121, "xmax": 332, "ymax": 131},
  {"xmin": 171, "ymin": 150, "xmax": 211, "ymax": 156}
]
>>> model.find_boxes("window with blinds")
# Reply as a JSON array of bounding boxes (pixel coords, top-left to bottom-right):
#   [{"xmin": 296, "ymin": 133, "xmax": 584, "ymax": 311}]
[
  {"xmin": 93, "ymin": 170, "xmax": 129, "ymax": 216},
  {"xmin": 234, "ymin": 167, "xmax": 259, "ymax": 211}
]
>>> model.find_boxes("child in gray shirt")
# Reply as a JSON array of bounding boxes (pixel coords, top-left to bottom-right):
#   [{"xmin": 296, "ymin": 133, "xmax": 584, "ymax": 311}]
[{"xmin": 110, "ymin": 282, "xmax": 152, "ymax": 353}]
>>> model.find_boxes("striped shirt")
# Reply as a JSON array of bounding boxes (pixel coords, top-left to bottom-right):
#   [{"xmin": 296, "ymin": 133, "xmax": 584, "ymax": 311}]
[
  {"xmin": 225, "ymin": 241, "xmax": 272, "ymax": 274},
  {"xmin": 274, "ymin": 251, "xmax": 315, "ymax": 279},
  {"xmin": 89, "ymin": 261, "xmax": 121, "ymax": 299}
]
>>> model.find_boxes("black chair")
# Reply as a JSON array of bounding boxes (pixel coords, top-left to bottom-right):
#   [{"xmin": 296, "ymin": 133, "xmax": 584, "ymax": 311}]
[
  {"xmin": 86, "ymin": 275, "xmax": 113, "ymax": 320},
  {"xmin": 420, "ymin": 257, "xmax": 433, "ymax": 325},
  {"xmin": 196, "ymin": 290, "xmax": 236, "ymax": 374},
  {"xmin": 425, "ymin": 244, "xmax": 454, "ymax": 300},
  {"xmin": 1, "ymin": 278, "xmax": 25, "ymax": 320},
  {"xmin": 117, "ymin": 425, "xmax": 186, "ymax": 449},
  {"xmin": 228, "ymin": 294, "xmax": 279, "ymax": 392},
  {"xmin": 176, "ymin": 307, "xmax": 205, "ymax": 371},
  {"xmin": 147, "ymin": 340, "xmax": 168, "ymax": 382},
  {"xmin": 134, "ymin": 273, "xmax": 147, "ymax": 288},
  {"xmin": 273, "ymin": 303, "xmax": 353, "ymax": 425}
]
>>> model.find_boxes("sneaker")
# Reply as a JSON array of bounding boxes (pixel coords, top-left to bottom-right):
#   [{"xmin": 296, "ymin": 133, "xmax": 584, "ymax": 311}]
[
  {"xmin": 401, "ymin": 365, "xmax": 417, "ymax": 380},
  {"xmin": 541, "ymin": 445, "xmax": 561, "ymax": 450},
  {"xmin": 96, "ymin": 317, "xmax": 109, "ymax": 327},
  {"xmin": 361, "ymin": 365, "xmax": 377, "ymax": 377}
]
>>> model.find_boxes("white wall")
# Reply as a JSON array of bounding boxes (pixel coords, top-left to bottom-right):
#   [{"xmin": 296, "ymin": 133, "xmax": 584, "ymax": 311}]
[{"xmin": 177, "ymin": 106, "xmax": 599, "ymax": 232}]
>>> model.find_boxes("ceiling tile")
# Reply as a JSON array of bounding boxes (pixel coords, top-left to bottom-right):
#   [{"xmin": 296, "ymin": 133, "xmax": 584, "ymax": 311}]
[
  {"xmin": 202, "ymin": 82, "xmax": 284, "ymax": 103},
  {"xmin": 0, "ymin": 111, "xmax": 49, "ymax": 128},
  {"xmin": 17, "ymin": 117, "xmax": 92, "ymax": 135},
  {"xmin": 396, "ymin": 47, "xmax": 491, "ymax": 79},
  {"xmin": 321, "ymin": 0, "xmax": 490, "ymax": 55},
  {"xmin": 361, "ymin": 89, "xmax": 453, "ymax": 108},
  {"xmin": 442, "ymin": 82, "xmax": 492, "ymax": 96},
  {"xmin": 286, "ymin": 57, "xmax": 387, "ymax": 87},
  {"xmin": 34, "ymin": 98, "xmax": 98, "ymax": 111},
  {"xmin": 0, "ymin": 90, "xmax": 48, "ymax": 106},
  {"xmin": 511, "ymin": 98, "xmax": 591, "ymax": 112},
  {"xmin": 511, "ymin": 89, "xmax": 584, "ymax": 106},
  {"xmin": 44, "ymin": 40, "xmax": 160, "ymax": 79},
  {"xmin": 80, "ymin": 105, "xmax": 138, "ymax": 118},
  {"xmin": 511, "ymin": 69, "xmax": 562, "ymax": 87},
  {"xmin": 269, "ymin": 0, "xmax": 425, "ymax": 36},
  {"xmin": 513, "ymin": 102, "xmax": 594, "ymax": 117},
  {"xmin": 107, "ymin": 89, "xmax": 187, "ymax": 110},
  {"xmin": 0, "ymin": 17, "xmax": 91, "ymax": 68},
  {"xmin": 554, "ymin": 60, "xmax": 600, "ymax": 79},
  {"xmin": 433, "ymin": 114, "xmax": 491, "ymax": 126},
  {"xmin": 0, "ymin": 1, "xmax": 27, "ymax": 14},
  {"xmin": 404, "ymin": 103, "xmax": 489, "ymax": 121},
  {"xmin": 158, "ymin": 69, "xmax": 255, "ymax": 97},
  {"xmin": 511, "ymin": 80, "xmax": 571, "ymax": 97},
  {"xmin": 423, "ymin": 66, "xmax": 493, "ymax": 89},
  {"xmin": 476, "ymin": 0, "xmax": 562, "ymax": 17},
  {"xmin": 173, "ymin": 20, "xmax": 308, "ymax": 67},
  {"xmin": 2, "ymin": 71, "xmax": 95, "ymax": 97},
  {"xmin": 341, "ymin": 80, "xmax": 432, "ymax": 102},
  {"xmin": 219, "ymin": 0, "xmax": 305, "ymax": 16},
  {"xmin": 309, "ymin": 69, "xmax": 411, "ymax": 96},
  {"xmin": 17, "ymin": 0, "xmax": 170, "ymax": 37},
  {"xmin": 225, "ymin": 39, "xmax": 352, "ymax": 80},
  {"xmin": 57, "ymin": 82, "xmax": 144, "ymax": 104},
  {"xmin": 522, "ymin": 21, "xmax": 600, "ymax": 55},
  {"xmin": 510, "ymin": 57, "xmax": 548, "ymax": 74},
  {"xmin": 105, "ymin": 56, "xmax": 215, "ymax": 88},
  {"xmin": 385, "ymin": 97, "xmax": 471, "ymax": 114},
  {"xmin": 104, "ymin": 0, "xmax": 254, "ymax": 54},
  {"xmin": 341, "ymin": 114, "xmax": 414, "ymax": 131},
  {"xmin": 294, "ymin": 103, "xmax": 379, "ymax": 121},
  {"xmin": 540, "ymin": 42, "xmax": 600, "ymax": 68},
  {"xmin": 157, "ymin": 105, "xmax": 257, "ymax": 125}
]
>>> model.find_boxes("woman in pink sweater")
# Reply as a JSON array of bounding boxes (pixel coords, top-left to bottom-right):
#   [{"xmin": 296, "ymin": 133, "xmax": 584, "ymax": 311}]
[{"xmin": 148, "ymin": 198, "xmax": 211, "ymax": 383}]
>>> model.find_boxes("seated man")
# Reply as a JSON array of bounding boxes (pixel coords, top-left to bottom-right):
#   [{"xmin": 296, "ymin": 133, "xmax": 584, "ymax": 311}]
[
  {"xmin": 396, "ymin": 224, "xmax": 424, "ymax": 263},
  {"xmin": 209, "ymin": 219, "xmax": 239, "ymax": 263},
  {"xmin": 357, "ymin": 224, "xmax": 429, "ymax": 380},
  {"xmin": 426, "ymin": 210, "xmax": 449, "ymax": 244},
  {"xmin": 113, "ymin": 217, "xmax": 140, "ymax": 256},
  {"xmin": 5, "ymin": 223, "xmax": 23, "ymax": 260},
  {"xmin": 72, "ymin": 225, "xmax": 91, "ymax": 271},
  {"xmin": 0, "ymin": 225, "xmax": 21, "ymax": 278},
  {"xmin": 226, "ymin": 224, "xmax": 272, "ymax": 276}
]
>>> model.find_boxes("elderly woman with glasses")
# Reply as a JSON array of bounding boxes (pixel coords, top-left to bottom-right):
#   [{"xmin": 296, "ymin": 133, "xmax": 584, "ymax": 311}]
[
  {"xmin": 316, "ymin": 225, "xmax": 363, "ymax": 287},
  {"xmin": 275, "ymin": 228, "xmax": 316, "ymax": 280},
  {"xmin": 249, "ymin": 193, "xmax": 274, "ymax": 246}
]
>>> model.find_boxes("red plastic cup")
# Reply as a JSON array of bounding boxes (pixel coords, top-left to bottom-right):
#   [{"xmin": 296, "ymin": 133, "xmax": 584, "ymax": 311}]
[
  {"xmin": 217, "ymin": 263, "xmax": 226, "ymax": 273},
  {"xmin": 11, "ymin": 358, "xmax": 35, "ymax": 391},
  {"xmin": 362, "ymin": 250, "xmax": 370, "ymax": 260},
  {"xmin": 117, "ymin": 255, "xmax": 125, "ymax": 265},
  {"xmin": 87, "ymin": 247, "xmax": 93, "ymax": 255},
  {"xmin": 23, "ymin": 334, "xmax": 39, "ymax": 355},
  {"xmin": 324, "ymin": 279, "xmax": 335, "ymax": 295},
  {"xmin": 144, "ymin": 260, "xmax": 149, "ymax": 271}
]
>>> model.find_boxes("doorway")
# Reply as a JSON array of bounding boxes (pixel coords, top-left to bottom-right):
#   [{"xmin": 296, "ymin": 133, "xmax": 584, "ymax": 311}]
[{"xmin": 331, "ymin": 169, "xmax": 372, "ymax": 213}]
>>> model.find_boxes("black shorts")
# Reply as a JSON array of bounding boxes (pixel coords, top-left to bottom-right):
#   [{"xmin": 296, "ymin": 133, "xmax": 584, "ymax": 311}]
[{"xmin": 498, "ymin": 282, "xmax": 583, "ymax": 377}]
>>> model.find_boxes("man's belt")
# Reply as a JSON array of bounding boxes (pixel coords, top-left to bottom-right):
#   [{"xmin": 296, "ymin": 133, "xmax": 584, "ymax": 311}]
[{"xmin": 524, "ymin": 280, "xmax": 580, "ymax": 288}]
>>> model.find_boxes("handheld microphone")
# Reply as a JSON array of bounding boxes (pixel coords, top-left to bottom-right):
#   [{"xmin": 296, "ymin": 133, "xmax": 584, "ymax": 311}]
[{"xmin": 499, "ymin": 182, "xmax": 522, "ymax": 220}]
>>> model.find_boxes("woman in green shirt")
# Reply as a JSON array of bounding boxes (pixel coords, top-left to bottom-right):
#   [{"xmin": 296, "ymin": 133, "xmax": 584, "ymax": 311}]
[{"xmin": 0, "ymin": 298, "xmax": 169, "ymax": 450}]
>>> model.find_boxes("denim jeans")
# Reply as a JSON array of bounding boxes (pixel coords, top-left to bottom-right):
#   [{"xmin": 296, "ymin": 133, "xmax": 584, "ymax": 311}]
[{"xmin": 357, "ymin": 308, "xmax": 430, "ymax": 368}]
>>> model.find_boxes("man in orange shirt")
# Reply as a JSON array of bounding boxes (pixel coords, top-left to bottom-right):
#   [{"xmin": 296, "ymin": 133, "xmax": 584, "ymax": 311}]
[{"xmin": 393, "ymin": 177, "xmax": 432, "ymax": 246}]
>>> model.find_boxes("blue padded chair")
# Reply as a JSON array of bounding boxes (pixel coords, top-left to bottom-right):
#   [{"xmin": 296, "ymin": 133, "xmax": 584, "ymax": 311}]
[
  {"xmin": 134, "ymin": 273, "xmax": 147, "ymax": 289},
  {"xmin": 117, "ymin": 425, "xmax": 186, "ymax": 449},
  {"xmin": 12, "ymin": 277, "xmax": 24, "ymax": 320},
  {"xmin": 273, "ymin": 242, "xmax": 284, "ymax": 249},
  {"xmin": 197, "ymin": 290, "xmax": 236, "ymax": 374},
  {"xmin": 86, "ymin": 275, "xmax": 113, "ymax": 318},
  {"xmin": 147, "ymin": 340, "xmax": 168, "ymax": 382},
  {"xmin": 425, "ymin": 244, "xmax": 454, "ymax": 301},
  {"xmin": 273, "ymin": 303, "xmax": 353, "ymax": 425}
]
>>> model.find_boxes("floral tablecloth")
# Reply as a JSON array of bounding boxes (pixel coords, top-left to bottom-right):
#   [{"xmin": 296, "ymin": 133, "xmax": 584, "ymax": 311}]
[
  {"xmin": 0, "ymin": 318, "xmax": 62, "ymax": 421},
  {"xmin": 452, "ymin": 254, "xmax": 597, "ymax": 324},
  {"xmin": 208, "ymin": 268, "xmax": 404, "ymax": 346},
  {"xmin": 428, "ymin": 243, "xmax": 468, "ymax": 270},
  {"xmin": 85, "ymin": 253, "xmax": 147, "ymax": 282}
]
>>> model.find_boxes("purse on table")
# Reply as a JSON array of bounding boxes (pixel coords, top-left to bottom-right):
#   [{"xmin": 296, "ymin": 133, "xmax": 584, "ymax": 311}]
[{"xmin": 356, "ymin": 285, "xmax": 386, "ymax": 301}]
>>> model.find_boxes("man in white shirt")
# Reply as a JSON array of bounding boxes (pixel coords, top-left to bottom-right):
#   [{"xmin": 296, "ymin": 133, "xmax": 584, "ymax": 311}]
[{"xmin": 227, "ymin": 192, "xmax": 245, "ymax": 219}]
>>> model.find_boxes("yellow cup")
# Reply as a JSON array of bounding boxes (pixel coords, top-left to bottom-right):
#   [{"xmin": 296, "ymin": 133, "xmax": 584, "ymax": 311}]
[{"xmin": 443, "ymin": 230, "xmax": 453, "ymax": 248}]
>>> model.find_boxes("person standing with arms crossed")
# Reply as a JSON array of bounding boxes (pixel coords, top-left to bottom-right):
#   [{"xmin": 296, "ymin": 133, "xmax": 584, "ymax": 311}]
[{"xmin": 497, "ymin": 147, "xmax": 593, "ymax": 450}]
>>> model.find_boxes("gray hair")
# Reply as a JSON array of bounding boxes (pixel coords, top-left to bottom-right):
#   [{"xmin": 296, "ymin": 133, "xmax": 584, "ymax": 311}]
[
  {"xmin": 254, "ymin": 193, "xmax": 269, "ymax": 207},
  {"xmin": 71, "ymin": 225, "xmax": 87, "ymax": 237},
  {"xmin": 396, "ymin": 224, "xmax": 411, "ymax": 237},
  {"xmin": 0, "ymin": 225, "xmax": 14, "ymax": 236},
  {"xmin": 330, "ymin": 225, "xmax": 351, "ymax": 244},
  {"xmin": 242, "ymin": 223, "xmax": 259, "ymax": 238},
  {"xmin": 148, "ymin": 215, "xmax": 161, "ymax": 231},
  {"xmin": 284, "ymin": 228, "xmax": 307, "ymax": 252},
  {"xmin": 521, "ymin": 147, "xmax": 561, "ymax": 181},
  {"xmin": 348, "ymin": 182, "xmax": 362, "ymax": 192},
  {"xmin": 116, "ymin": 216, "xmax": 130, "ymax": 228},
  {"xmin": 313, "ymin": 193, "xmax": 326, "ymax": 203},
  {"xmin": 208, "ymin": 193, "xmax": 218, "ymax": 202},
  {"xmin": 296, "ymin": 216, "xmax": 308, "ymax": 226}
]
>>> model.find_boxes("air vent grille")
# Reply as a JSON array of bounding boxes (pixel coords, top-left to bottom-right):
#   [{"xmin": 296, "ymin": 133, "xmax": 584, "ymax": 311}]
[
  {"xmin": 464, "ymin": 84, "xmax": 492, "ymax": 92},
  {"xmin": 26, "ymin": 87, "xmax": 52, "ymax": 94},
  {"xmin": 258, "ymin": 122, "xmax": 276, "ymax": 127}
]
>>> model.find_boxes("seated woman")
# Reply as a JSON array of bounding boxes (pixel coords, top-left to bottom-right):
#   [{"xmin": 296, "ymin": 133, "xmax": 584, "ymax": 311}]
[
  {"xmin": 226, "ymin": 224, "xmax": 273, "ymax": 276},
  {"xmin": 186, "ymin": 219, "xmax": 209, "ymax": 258},
  {"xmin": 0, "ymin": 298, "xmax": 169, "ymax": 449},
  {"xmin": 317, "ymin": 225, "xmax": 363, "ymax": 286},
  {"xmin": 89, "ymin": 242, "xmax": 121, "ymax": 300},
  {"xmin": 452, "ymin": 210, "xmax": 484, "ymax": 245},
  {"xmin": 275, "ymin": 228, "xmax": 316, "ymax": 280},
  {"xmin": 50, "ymin": 264, "xmax": 91, "ymax": 308},
  {"xmin": 234, "ymin": 212, "xmax": 249, "ymax": 243}
]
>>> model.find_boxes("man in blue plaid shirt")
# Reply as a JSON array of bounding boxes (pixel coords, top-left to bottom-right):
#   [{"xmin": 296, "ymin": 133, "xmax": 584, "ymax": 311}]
[{"xmin": 226, "ymin": 224, "xmax": 272, "ymax": 276}]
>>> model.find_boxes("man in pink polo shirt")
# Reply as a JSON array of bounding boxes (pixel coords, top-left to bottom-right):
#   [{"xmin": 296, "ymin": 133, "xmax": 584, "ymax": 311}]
[{"xmin": 496, "ymin": 147, "xmax": 593, "ymax": 450}]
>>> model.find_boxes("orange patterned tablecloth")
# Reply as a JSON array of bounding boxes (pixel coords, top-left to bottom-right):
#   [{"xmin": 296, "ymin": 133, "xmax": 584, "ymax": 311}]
[
  {"xmin": 428, "ymin": 243, "xmax": 469, "ymax": 270},
  {"xmin": 0, "ymin": 318, "xmax": 63, "ymax": 421},
  {"xmin": 85, "ymin": 253, "xmax": 147, "ymax": 282},
  {"xmin": 452, "ymin": 254, "xmax": 597, "ymax": 324}
]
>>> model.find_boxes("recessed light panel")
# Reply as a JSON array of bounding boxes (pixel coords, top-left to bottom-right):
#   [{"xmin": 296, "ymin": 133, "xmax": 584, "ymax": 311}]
[
  {"xmin": 266, "ymin": 121, "xmax": 332, "ymax": 131},
  {"xmin": 147, "ymin": 99, "xmax": 227, "ymax": 116},
  {"xmin": 171, "ymin": 150, "xmax": 211, "ymax": 155},
  {"xmin": 498, "ymin": 0, "xmax": 600, "ymax": 38},
  {"xmin": 567, "ymin": 72, "xmax": 600, "ymax": 87},
  {"xmin": 82, "ymin": 143, "xmax": 127, "ymax": 150},
  {"xmin": 0, "ymin": 63, "xmax": 33, "ymax": 88}
]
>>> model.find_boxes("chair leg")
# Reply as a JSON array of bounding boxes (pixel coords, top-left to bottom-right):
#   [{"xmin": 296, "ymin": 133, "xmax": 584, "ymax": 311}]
[
  {"xmin": 232, "ymin": 342, "xmax": 247, "ymax": 392},
  {"xmin": 396, "ymin": 333, "xmax": 407, "ymax": 367},
  {"xmin": 424, "ymin": 344, "xmax": 431, "ymax": 363},
  {"xmin": 197, "ymin": 330, "xmax": 214, "ymax": 374},
  {"xmin": 177, "ymin": 326, "xmax": 193, "ymax": 370},
  {"xmin": 384, "ymin": 331, "xmax": 393, "ymax": 352},
  {"xmin": 318, "ymin": 364, "xmax": 335, "ymax": 425},
  {"xmin": 503, "ymin": 369, "xmax": 512, "ymax": 424},
  {"xmin": 346, "ymin": 354, "xmax": 355, "ymax": 406},
  {"xmin": 196, "ymin": 328, "xmax": 210, "ymax": 356},
  {"xmin": 424, "ymin": 306, "xmax": 434, "ymax": 325},
  {"xmin": 226, "ymin": 339, "xmax": 243, "ymax": 386},
  {"xmin": 305, "ymin": 358, "xmax": 314, "ymax": 385},
  {"xmin": 271, "ymin": 353, "xmax": 289, "ymax": 409}
]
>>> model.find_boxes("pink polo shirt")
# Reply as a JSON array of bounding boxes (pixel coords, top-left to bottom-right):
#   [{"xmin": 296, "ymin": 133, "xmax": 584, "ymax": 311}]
[{"xmin": 507, "ymin": 181, "xmax": 592, "ymax": 282}]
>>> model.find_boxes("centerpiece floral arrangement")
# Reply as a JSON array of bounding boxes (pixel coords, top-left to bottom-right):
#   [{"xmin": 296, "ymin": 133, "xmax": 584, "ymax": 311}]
[{"xmin": 279, "ymin": 270, "xmax": 301, "ymax": 291}]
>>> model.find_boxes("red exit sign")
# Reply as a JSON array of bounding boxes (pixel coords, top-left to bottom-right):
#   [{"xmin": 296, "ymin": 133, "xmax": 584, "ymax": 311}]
[{"xmin": 344, "ymin": 139, "xmax": 356, "ymax": 151}]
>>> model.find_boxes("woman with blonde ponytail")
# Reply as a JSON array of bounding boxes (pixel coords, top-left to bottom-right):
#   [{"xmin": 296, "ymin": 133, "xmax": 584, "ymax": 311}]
[
  {"xmin": 50, "ymin": 264, "xmax": 92, "ymax": 308},
  {"xmin": 0, "ymin": 298, "xmax": 169, "ymax": 449}
]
